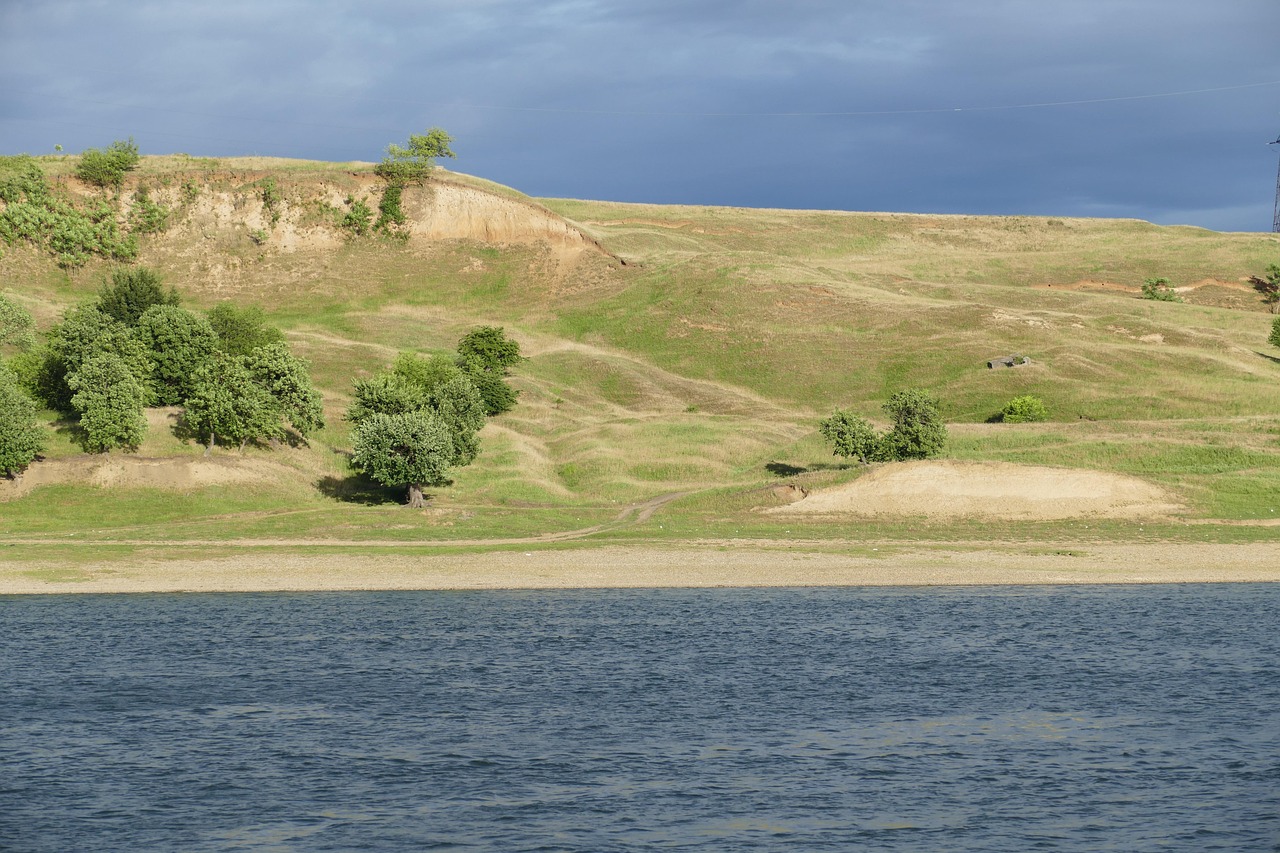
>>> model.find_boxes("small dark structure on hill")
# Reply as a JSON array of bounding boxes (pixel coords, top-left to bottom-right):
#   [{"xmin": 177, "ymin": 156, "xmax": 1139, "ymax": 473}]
[{"xmin": 987, "ymin": 354, "xmax": 1031, "ymax": 369}]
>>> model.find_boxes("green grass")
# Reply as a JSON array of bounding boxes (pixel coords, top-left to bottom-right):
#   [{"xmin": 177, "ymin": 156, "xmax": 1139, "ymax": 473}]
[{"xmin": 4, "ymin": 156, "xmax": 1280, "ymax": 555}]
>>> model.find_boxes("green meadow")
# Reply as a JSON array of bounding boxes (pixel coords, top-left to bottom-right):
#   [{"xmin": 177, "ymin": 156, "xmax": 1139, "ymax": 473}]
[{"xmin": 3, "ymin": 155, "xmax": 1279, "ymax": 562}]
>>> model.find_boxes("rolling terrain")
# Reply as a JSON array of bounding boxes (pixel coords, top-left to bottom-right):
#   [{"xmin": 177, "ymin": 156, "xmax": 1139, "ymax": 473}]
[{"xmin": 3, "ymin": 154, "xmax": 1279, "ymax": 578}]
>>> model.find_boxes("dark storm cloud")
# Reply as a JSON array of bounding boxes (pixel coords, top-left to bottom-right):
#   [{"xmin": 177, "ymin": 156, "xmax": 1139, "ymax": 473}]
[{"xmin": 3, "ymin": 0, "xmax": 1280, "ymax": 230}]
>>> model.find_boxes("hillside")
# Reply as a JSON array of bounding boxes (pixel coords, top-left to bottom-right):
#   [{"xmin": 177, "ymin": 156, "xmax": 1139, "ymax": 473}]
[{"xmin": 2, "ymin": 154, "xmax": 1280, "ymax": 559}]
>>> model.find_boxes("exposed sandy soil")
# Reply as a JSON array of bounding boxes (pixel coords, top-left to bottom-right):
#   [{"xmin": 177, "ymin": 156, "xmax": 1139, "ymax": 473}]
[
  {"xmin": 771, "ymin": 461, "xmax": 1183, "ymax": 520},
  {"xmin": 0, "ymin": 454, "xmax": 290, "ymax": 501},
  {"xmin": 3, "ymin": 542, "xmax": 1278, "ymax": 594}
]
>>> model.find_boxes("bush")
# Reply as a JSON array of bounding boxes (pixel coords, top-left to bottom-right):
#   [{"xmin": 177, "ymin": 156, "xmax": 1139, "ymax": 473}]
[
  {"xmin": 341, "ymin": 199, "xmax": 373, "ymax": 236},
  {"xmin": 818, "ymin": 409, "xmax": 879, "ymax": 464},
  {"xmin": 374, "ymin": 128, "xmax": 455, "ymax": 186},
  {"xmin": 75, "ymin": 138, "xmax": 140, "ymax": 189},
  {"xmin": 0, "ymin": 174, "xmax": 137, "ymax": 267},
  {"xmin": 1270, "ymin": 316, "xmax": 1280, "ymax": 350},
  {"xmin": 129, "ymin": 186, "xmax": 170, "ymax": 234},
  {"xmin": 1140, "ymin": 277, "xmax": 1182, "ymax": 303},
  {"xmin": 999, "ymin": 395, "xmax": 1048, "ymax": 423}
]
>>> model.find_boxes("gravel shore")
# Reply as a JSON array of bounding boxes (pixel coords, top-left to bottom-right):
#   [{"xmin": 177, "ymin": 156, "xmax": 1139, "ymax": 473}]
[{"xmin": 3, "ymin": 541, "xmax": 1279, "ymax": 594}]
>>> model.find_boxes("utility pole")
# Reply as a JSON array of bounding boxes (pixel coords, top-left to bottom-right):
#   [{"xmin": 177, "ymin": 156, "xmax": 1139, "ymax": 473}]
[{"xmin": 1271, "ymin": 135, "xmax": 1280, "ymax": 233}]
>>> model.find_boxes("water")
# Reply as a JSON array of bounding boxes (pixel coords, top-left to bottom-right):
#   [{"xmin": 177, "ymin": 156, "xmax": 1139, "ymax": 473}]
[{"xmin": 2, "ymin": 585, "xmax": 1277, "ymax": 851}]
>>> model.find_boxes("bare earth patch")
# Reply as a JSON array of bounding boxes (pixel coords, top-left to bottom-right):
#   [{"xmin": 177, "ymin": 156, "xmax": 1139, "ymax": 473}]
[
  {"xmin": 0, "ymin": 455, "xmax": 286, "ymax": 500},
  {"xmin": 770, "ymin": 461, "xmax": 1183, "ymax": 520}
]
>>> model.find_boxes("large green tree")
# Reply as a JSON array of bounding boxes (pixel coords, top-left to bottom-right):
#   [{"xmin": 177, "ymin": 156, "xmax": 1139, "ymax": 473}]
[
  {"xmin": 346, "ymin": 373, "xmax": 427, "ymax": 425},
  {"xmin": 135, "ymin": 305, "xmax": 219, "ymax": 405},
  {"xmin": 96, "ymin": 267, "xmax": 179, "ymax": 326},
  {"xmin": 456, "ymin": 327, "xmax": 522, "ymax": 416},
  {"xmin": 0, "ymin": 294, "xmax": 35, "ymax": 351},
  {"xmin": 350, "ymin": 410, "xmax": 455, "ymax": 507},
  {"xmin": 243, "ymin": 342, "xmax": 325, "ymax": 436},
  {"xmin": 0, "ymin": 361, "xmax": 45, "ymax": 476},
  {"xmin": 880, "ymin": 389, "xmax": 948, "ymax": 460},
  {"xmin": 68, "ymin": 352, "xmax": 148, "ymax": 452},
  {"xmin": 182, "ymin": 354, "xmax": 281, "ymax": 452},
  {"xmin": 46, "ymin": 304, "xmax": 151, "ymax": 411},
  {"xmin": 427, "ymin": 374, "xmax": 487, "ymax": 466},
  {"xmin": 206, "ymin": 303, "xmax": 285, "ymax": 357}
]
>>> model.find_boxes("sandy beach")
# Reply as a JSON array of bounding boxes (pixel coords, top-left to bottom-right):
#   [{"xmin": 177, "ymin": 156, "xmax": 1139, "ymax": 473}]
[{"xmin": 2, "ymin": 541, "xmax": 1279, "ymax": 594}]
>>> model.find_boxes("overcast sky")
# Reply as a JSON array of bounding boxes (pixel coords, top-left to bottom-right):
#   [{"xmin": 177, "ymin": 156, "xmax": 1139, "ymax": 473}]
[{"xmin": 4, "ymin": 1, "xmax": 1280, "ymax": 231}]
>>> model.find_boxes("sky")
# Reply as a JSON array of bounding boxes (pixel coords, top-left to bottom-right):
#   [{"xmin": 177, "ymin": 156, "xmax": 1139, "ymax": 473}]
[{"xmin": 4, "ymin": 1, "xmax": 1280, "ymax": 232}]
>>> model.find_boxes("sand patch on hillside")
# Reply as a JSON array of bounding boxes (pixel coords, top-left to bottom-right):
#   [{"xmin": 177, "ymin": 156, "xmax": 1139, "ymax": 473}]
[
  {"xmin": 1, "ymin": 455, "xmax": 287, "ymax": 500},
  {"xmin": 771, "ymin": 461, "xmax": 1182, "ymax": 520}
]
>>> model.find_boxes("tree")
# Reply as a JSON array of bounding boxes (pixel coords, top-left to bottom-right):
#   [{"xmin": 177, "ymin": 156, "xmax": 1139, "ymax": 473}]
[
  {"xmin": 242, "ymin": 342, "xmax": 325, "ymax": 436},
  {"xmin": 457, "ymin": 326, "xmax": 522, "ymax": 373},
  {"xmin": 135, "ymin": 304, "xmax": 219, "ymax": 405},
  {"xmin": 0, "ymin": 294, "xmax": 35, "ymax": 351},
  {"xmin": 182, "ymin": 354, "xmax": 281, "ymax": 453},
  {"xmin": 350, "ymin": 410, "xmax": 455, "ymax": 507},
  {"xmin": 75, "ymin": 138, "xmax": 140, "ymax": 189},
  {"xmin": 999, "ymin": 395, "xmax": 1048, "ymax": 423},
  {"xmin": 0, "ymin": 361, "xmax": 45, "ymax": 477},
  {"xmin": 880, "ymin": 389, "xmax": 947, "ymax": 460},
  {"xmin": 345, "ymin": 373, "xmax": 427, "ymax": 425},
  {"xmin": 393, "ymin": 351, "xmax": 466, "ymax": 395},
  {"xmin": 818, "ymin": 409, "xmax": 880, "ymax": 464},
  {"xmin": 427, "ymin": 374, "xmax": 486, "ymax": 466},
  {"xmin": 96, "ymin": 267, "xmax": 179, "ymax": 326},
  {"xmin": 456, "ymin": 327, "xmax": 521, "ymax": 416},
  {"xmin": 1249, "ymin": 264, "xmax": 1280, "ymax": 315},
  {"xmin": 1270, "ymin": 316, "xmax": 1280, "ymax": 350},
  {"xmin": 46, "ymin": 304, "xmax": 151, "ymax": 411},
  {"xmin": 206, "ymin": 303, "xmax": 285, "ymax": 357},
  {"xmin": 68, "ymin": 352, "xmax": 148, "ymax": 452},
  {"xmin": 374, "ymin": 128, "xmax": 455, "ymax": 186}
]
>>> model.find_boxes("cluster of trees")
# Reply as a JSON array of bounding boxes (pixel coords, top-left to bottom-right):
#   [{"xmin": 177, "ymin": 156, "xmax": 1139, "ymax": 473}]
[
  {"xmin": 819, "ymin": 389, "xmax": 948, "ymax": 465},
  {"xmin": 1, "ymin": 295, "xmax": 44, "ymax": 476},
  {"xmin": 345, "ymin": 326, "xmax": 520, "ymax": 507},
  {"xmin": 0, "ymin": 268, "xmax": 323, "ymax": 475}
]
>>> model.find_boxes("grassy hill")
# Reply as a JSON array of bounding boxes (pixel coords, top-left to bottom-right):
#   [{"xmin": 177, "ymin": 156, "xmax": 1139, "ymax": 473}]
[{"xmin": 3, "ymin": 154, "xmax": 1279, "ymax": 556}]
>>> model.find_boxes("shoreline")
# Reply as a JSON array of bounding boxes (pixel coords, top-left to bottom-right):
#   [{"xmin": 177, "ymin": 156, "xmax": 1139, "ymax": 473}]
[{"xmin": 3, "ymin": 541, "xmax": 1279, "ymax": 594}]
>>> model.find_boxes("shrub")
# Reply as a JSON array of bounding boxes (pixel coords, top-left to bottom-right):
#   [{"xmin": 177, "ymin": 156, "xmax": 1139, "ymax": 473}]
[
  {"xmin": 818, "ymin": 409, "xmax": 880, "ymax": 464},
  {"xmin": 0, "ymin": 165, "xmax": 137, "ymax": 267},
  {"xmin": 75, "ymin": 138, "xmax": 140, "ymax": 189},
  {"xmin": 259, "ymin": 177, "xmax": 282, "ymax": 225},
  {"xmin": 999, "ymin": 395, "xmax": 1048, "ymax": 423},
  {"xmin": 1140, "ymin": 277, "xmax": 1182, "ymax": 303},
  {"xmin": 341, "ymin": 199, "xmax": 373, "ymax": 236},
  {"xmin": 129, "ymin": 186, "xmax": 170, "ymax": 234},
  {"xmin": 1270, "ymin": 316, "xmax": 1280, "ymax": 350},
  {"xmin": 375, "ymin": 183, "xmax": 407, "ymax": 234}
]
